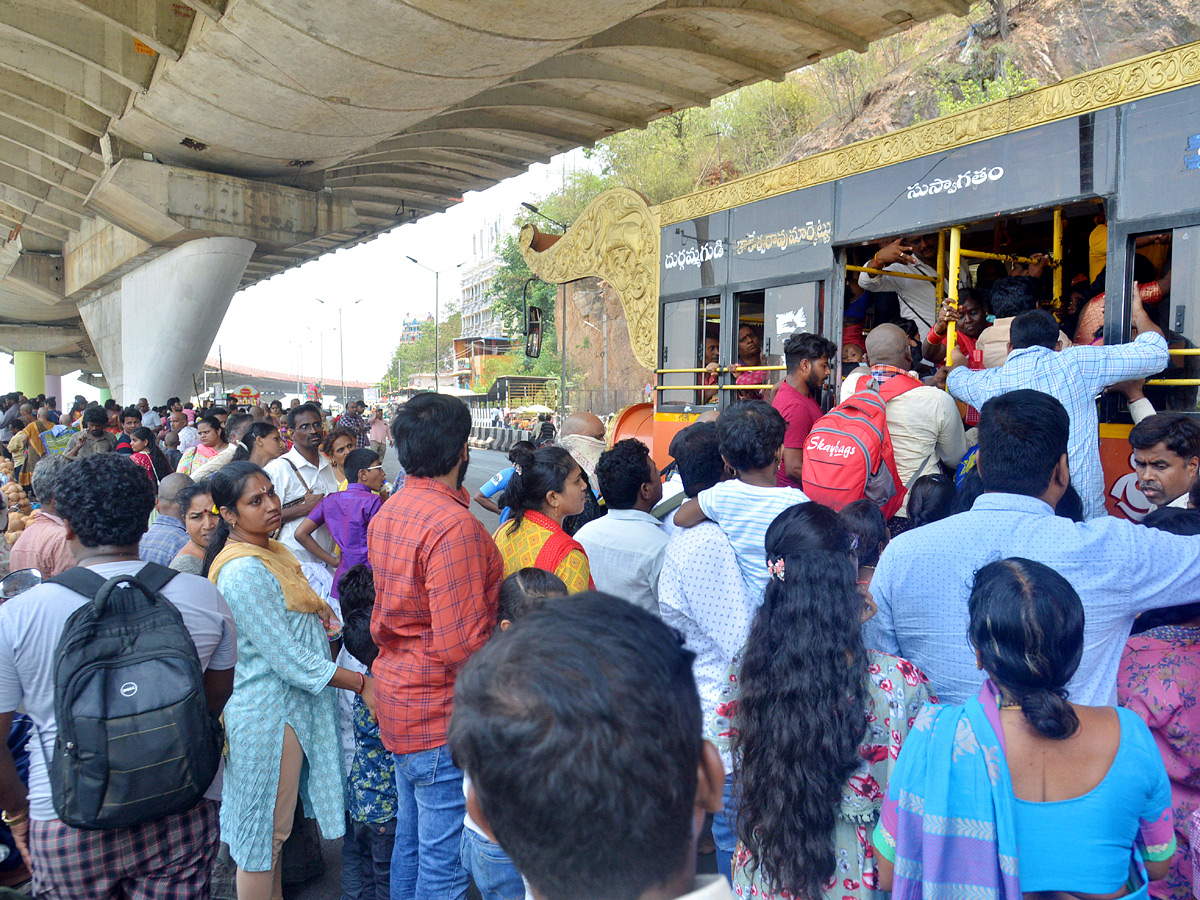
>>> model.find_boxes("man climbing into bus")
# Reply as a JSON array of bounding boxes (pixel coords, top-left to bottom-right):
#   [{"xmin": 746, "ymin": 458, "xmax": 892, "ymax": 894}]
[
  {"xmin": 863, "ymin": 323, "xmax": 966, "ymax": 534},
  {"xmin": 858, "ymin": 233, "xmax": 967, "ymax": 332},
  {"xmin": 947, "ymin": 301, "xmax": 1169, "ymax": 520}
]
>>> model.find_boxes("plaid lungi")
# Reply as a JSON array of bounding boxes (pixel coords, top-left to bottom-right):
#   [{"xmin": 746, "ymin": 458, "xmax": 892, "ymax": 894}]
[{"xmin": 29, "ymin": 799, "xmax": 219, "ymax": 900}]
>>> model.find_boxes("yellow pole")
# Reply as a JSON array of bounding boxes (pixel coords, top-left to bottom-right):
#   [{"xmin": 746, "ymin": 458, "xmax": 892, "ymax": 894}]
[
  {"xmin": 1052, "ymin": 207, "xmax": 1064, "ymax": 317},
  {"xmin": 945, "ymin": 227, "xmax": 962, "ymax": 369}
]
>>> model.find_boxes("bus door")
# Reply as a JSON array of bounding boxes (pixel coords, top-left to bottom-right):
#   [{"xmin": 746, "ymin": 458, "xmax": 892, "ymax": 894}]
[
  {"xmin": 1101, "ymin": 223, "xmax": 1196, "ymax": 518},
  {"xmin": 657, "ymin": 294, "xmax": 721, "ymax": 411},
  {"xmin": 729, "ymin": 279, "xmax": 825, "ymax": 403}
]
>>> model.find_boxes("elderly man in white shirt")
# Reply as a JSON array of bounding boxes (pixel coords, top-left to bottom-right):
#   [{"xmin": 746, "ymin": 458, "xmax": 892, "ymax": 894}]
[
  {"xmin": 263, "ymin": 402, "xmax": 338, "ymax": 565},
  {"xmin": 574, "ymin": 439, "xmax": 669, "ymax": 615}
]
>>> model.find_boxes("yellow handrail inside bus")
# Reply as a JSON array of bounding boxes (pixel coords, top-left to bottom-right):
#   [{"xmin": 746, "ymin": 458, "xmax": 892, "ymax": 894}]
[
  {"xmin": 946, "ymin": 226, "xmax": 961, "ymax": 370},
  {"xmin": 655, "ymin": 385, "xmax": 711, "ymax": 391},
  {"xmin": 1167, "ymin": 349, "xmax": 1200, "ymax": 355},
  {"xmin": 655, "ymin": 367, "xmax": 716, "ymax": 374},
  {"xmin": 1052, "ymin": 208, "xmax": 1064, "ymax": 311},
  {"xmin": 957, "ymin": 248, "xmax": 1061, "ymax": 268},
  {"xmin": 720, "ymin": 384, "xmax": 777, "ymax": 390},
  {"xmin": 846, "ymin": 265, "xmax": 938, "ymax": 283},
  {"xmin": 1145, "ymin": 379, "xmax": 1200, "ymax": 385},
  {"xmin": 724, "ymin": 365, "xmax": 786, "ymax": 372}
]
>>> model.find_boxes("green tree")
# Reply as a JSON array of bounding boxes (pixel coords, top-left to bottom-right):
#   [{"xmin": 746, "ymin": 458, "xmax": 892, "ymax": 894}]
[{"xmin": 380, "ymin": 307, "xmax": 462, "ymax": 390}]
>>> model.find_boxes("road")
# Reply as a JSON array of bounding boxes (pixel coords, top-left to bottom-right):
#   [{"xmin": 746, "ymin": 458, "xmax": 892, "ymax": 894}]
[{"xmin": 287, "ymin": 445, "xmax": 509, "ymax": 900}]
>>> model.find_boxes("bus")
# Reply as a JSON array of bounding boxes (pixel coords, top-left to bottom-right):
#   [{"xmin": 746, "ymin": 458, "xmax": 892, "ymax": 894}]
[{"xmin": 520, "ymin": 41, "xmax": 1200, "ymax": 520}]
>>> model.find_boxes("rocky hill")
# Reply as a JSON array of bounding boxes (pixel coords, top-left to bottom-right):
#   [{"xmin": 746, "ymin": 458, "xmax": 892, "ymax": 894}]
[{"xmin": 784, "ymin": 0, "xmax": 1200, "ymax": 160}]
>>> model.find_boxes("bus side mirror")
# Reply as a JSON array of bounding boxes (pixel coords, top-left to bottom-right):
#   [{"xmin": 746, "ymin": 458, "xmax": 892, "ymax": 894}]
[{"xmin": 526, "ymin": 305, "xmax": 543, "ymax": 359}]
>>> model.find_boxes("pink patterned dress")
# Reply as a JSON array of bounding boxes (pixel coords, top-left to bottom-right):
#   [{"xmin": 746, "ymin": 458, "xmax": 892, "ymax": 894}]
[{"xmin": 1119, "ymin": 625, "xmax": 1200, "ymax": 900}]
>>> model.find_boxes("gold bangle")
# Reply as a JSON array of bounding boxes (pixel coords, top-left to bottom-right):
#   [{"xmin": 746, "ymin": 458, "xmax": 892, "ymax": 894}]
[{"xmin": 2, "ymin": 807, "xmax": 28, "ymax": 826}]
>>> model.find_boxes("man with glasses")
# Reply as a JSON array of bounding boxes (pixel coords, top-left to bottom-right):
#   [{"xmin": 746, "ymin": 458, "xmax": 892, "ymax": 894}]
[{"xmin": 264, "ymin": 401, "xmax": 339, "ymax": 564}]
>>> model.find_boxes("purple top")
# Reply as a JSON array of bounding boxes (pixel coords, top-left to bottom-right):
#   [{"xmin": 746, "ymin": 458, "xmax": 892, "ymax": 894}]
[{"xmin": 307, "ymin": 482, "xmax": 383, "ymax": 598}]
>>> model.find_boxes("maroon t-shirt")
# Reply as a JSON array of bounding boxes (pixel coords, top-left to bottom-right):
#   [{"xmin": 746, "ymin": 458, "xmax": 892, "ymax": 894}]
[{"xmin": 773, "ymin": 379, "xmax": 822, "ymax": 489}]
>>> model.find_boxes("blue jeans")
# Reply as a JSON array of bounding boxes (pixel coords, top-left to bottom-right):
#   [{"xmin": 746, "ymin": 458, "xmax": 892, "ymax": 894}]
[
  {"xmin": 343, "ymin": 815, "xmax": 396, "ymax": 900},
  {"xmin": 391, "ymin": 745, "xmax": 469, "ymax": 900},
  {"xmin": 711, "ymin": 775, "xmax": 738, "ymax": 883},
  {"xmin": 459, "ymin": 826, "xmax": 524, "ymax": 900}
]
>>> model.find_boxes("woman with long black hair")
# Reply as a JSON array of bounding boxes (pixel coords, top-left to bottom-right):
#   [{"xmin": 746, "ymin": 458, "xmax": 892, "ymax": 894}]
[
  {"xmin": 128, "ymin": 426, "xmax": 172, "ymax": 485},
  {"xmin": 232, "ymin": 422, "xmax": 288, "ymax": 468},
  {"xmin": 730, "ymin": 503, "xmax": 934, "ymax": 900}
]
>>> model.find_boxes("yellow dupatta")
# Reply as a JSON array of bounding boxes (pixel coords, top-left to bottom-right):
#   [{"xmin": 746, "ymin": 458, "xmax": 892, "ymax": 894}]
[{"xmin": 208, "ymin": 538, "xmax": 330, "ymax": 616}]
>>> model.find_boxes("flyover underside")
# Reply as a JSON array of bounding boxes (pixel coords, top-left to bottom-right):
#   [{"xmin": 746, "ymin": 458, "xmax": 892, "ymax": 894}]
[{"xmin": 0, "ymin": 0, "xmax": 965, "ymax": 398}]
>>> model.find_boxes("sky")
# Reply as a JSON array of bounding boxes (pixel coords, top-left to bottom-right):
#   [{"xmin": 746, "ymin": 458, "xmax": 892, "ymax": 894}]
[{"xmin": 0, "ymin": 148, "xmax": 591, "ymax": 402}]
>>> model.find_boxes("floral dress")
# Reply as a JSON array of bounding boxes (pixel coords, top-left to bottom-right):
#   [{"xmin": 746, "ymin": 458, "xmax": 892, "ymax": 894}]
[
  {"xmin": 712, "ymin": 649, "xmax": 936, "ymax": 900},
  {"xmin": 1119, "ymin": 625, "xmax": 1200, "ymax": 900}
]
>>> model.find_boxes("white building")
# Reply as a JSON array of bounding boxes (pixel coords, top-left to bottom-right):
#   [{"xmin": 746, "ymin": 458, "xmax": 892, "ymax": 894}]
[{"xmin": 460, "ymin": 219, "xmax": 505, "ymax": 340}]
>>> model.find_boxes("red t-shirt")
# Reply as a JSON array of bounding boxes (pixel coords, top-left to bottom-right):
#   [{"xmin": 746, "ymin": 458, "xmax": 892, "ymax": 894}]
[{"xmin": 772, "ymin": 379, "xmax": 822, "ymax": 489}]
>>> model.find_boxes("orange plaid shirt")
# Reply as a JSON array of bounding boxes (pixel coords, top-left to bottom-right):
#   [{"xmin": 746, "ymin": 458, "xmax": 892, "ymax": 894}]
[{"xmin": 367, "ymin": 477, "xmax": 503, "ymax": 754}]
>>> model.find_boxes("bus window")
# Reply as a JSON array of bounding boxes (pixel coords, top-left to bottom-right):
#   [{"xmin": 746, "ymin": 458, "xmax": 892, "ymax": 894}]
[
  {"xmin": 763, "ymin": 282, "xmax": 823, "ymax": 369},
  {"xmin": 659, "ymin": 295, "xmax": 719, "ymax": 408},
  {"xmin": 732, "ymin": 291, "xmax": 770, "ymax": 399},
  {"xmin": 1138, "ymin": 227, "xmax": 1199, "ymax": 414}
]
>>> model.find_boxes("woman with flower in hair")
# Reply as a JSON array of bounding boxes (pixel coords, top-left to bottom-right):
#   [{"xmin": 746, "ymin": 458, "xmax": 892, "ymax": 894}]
[{"xmin": 726, "ymin": 502, "xmax": 934, "ymax": 900}]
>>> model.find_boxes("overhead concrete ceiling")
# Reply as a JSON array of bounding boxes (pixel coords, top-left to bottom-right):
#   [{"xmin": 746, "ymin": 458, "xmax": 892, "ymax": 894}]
[{"xmin": 0, "ymin": 0, "xmax": 965, "ymax": 366}]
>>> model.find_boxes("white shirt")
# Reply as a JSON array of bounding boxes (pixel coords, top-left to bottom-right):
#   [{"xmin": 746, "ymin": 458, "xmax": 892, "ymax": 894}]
[
  {"xmin": 141, "ymin": 410, "xmax": 162, "ymax": 429},
  {"xmin": 177, "ymin": 425, "xmax": 200, "ymax": 451},
  {"xmin": 264, "ymin": 447, "xmax": 338, "ymax": 564},
  {"xmin": 696, "ymin": 479, "xmax": 808, "ymax": 602},
  {"xmin": 0, "ymin": 561, "xmax": 236, "ymax": 819},
  {"xmin": 575, "ymin": 508, "xmax": 670, "ymax": 615},
  {"xmin": 880, "ymin": 382, "xmax": 967, "ymax": 517},
  {"xmin": 857, "ymin": 258, "xmax": 969, "ymax": 331},
  {"xmin": 657, "ymin": 521, "xmax": 754, "ymax": 771},
  {"xmin": 656, "ymin": 474, "xmax": 687, "ymax": 538}
]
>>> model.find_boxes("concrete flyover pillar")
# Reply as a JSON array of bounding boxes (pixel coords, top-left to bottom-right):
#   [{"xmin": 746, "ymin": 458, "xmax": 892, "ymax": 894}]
[
  {"xmin": 78, "ymin": 237, "xmax": 254, "ymax": 404},
  {"xmin": 14, "ymin": 351, "xmax": 46, "ymax": 397}
]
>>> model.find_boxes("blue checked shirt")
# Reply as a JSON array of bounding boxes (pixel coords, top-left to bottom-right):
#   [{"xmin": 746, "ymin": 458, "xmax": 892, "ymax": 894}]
[
  {"xmin": 137, "ymin": 514, "xmax": 189, "ymax": 567},
  {"xmin": 866, "ymin": 492, "xmax": 1200, "ymax": 707},
  {"xmin": 947, "ymin": 332, "xmax": 1169, "ymax": 520}
]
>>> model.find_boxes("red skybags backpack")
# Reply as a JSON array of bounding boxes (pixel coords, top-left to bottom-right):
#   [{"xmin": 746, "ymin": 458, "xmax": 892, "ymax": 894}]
[{"xmin": 801, "ymin": 378, "xmax": 914, "ymax": 519}]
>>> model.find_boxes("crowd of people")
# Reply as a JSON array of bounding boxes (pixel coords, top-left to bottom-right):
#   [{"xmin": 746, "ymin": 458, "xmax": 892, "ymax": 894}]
[{"xmin": 0, "ymin": 253, "xmax": 1193, "ymax": 900}]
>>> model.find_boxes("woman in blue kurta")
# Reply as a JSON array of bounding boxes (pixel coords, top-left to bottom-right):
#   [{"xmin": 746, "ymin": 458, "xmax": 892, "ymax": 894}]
[{"xmin": 205, "ymin": 461, "xmax": 376, "ymax": 900}]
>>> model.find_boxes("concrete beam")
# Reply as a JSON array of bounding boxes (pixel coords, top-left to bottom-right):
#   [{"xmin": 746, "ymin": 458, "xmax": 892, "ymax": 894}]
[
  {"xmin": 646, "ymin": 1, "xmax": 870, "ymax": 54},
  {"xmin": 63, "ymin": 215, "xmax": 154, "ymax": 297},
  {"xmin": 0, "ymin": 324, "xmax": 84, "ymax": 354},
  {"xmin": 0, "ymin": 70, "xmax": 110, "ymax": 136},
  {"xmin": 8, "ymin": 251, "xmax": 64, "ymax": 305},
  {"xmin": 56, "ymin": 0, "xmax": 193, "ymax": 63},
  {"xmin": 84, "ymin": 159, "xmax": 360, "ymax": 252}
]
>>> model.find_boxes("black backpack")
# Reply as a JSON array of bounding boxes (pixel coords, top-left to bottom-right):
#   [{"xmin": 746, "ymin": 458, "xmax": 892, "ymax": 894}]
[{"xmin": 47, "ymin": 563, "xmax": 224, "ymax": 830}]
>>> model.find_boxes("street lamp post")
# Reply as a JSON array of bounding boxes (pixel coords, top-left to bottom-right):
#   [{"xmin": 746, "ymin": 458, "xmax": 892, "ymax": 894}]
[
  {"xmin": 316, "ymin": 297, "xmax": 364, "ymax": 407},
  {"xmin": 406, "ymin": 256, "xmax": 463, "ymax": 393}
]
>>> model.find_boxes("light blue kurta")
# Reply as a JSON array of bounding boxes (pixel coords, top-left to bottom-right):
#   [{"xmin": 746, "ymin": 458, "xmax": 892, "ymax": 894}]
[{"xmin": 216, "ymin": 556, "xmax": 345, "ymax": 871}]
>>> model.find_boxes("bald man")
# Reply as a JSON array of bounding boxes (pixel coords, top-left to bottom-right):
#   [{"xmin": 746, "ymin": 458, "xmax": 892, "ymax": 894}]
[
  {"xmin": 865, "ymin": 323, "xmax": 966, "ymax": 529},
  {"xmin": 558, "ymin": 411, "xmax": 608, "ymax": 535},
  {"xmin": 138, "ymin": 473, "xmax": 194, "ymax": 565}
]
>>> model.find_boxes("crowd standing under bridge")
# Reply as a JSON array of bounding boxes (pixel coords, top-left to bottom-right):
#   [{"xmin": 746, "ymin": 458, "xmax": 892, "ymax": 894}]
[{"xmin": 0, "ymin": 234, "xmax": 1193, "ymax": 900}]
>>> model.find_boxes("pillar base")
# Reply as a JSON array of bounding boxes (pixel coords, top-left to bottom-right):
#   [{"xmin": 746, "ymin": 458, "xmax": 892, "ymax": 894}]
[{"xmin": 14, "ymin": 351, "xmax": 45, "ymax": 397}]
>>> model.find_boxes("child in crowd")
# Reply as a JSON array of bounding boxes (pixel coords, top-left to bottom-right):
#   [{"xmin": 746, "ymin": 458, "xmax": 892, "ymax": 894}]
[
  {"xmin": 460, "ymin": 568, "xmax": 569, "ymax": 900},
  {"xmin": 449, "ymin": 592, "xmax": 729, "ymax": 900},
  {"xmin": 907, "ymin": 473, "xmax": 959, "ymax": 529},
  {"xmin": 675, "ymin": 400, "xmax": 807, "ymax": 600},
  {"xmin": 295, "ymin": 448, "xmax": 385, "ymax": 598},
  {"xmin": 339, "ymin": 565, "xmax": 397, "ymax": 900},
  {"xmin": 163, "ymin": 430, "xmax": 182, "ymax": 470}
]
